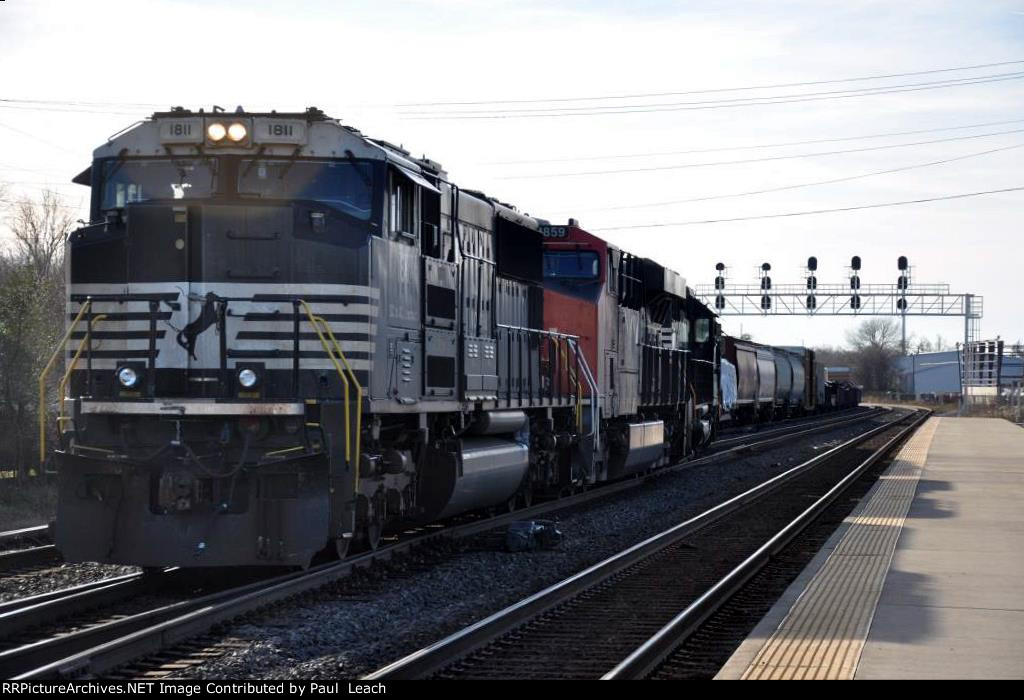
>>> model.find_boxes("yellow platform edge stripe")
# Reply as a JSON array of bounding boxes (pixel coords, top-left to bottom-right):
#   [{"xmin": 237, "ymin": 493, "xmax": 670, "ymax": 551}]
[{"xmin": 738, "ymin": 417, "xmax": 940, "ymax": 680}]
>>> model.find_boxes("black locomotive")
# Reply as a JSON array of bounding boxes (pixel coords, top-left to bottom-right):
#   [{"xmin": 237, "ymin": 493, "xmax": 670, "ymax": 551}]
[{"xmin": 49, "ymin": 108, "xmax": 857, "ymax": 568}]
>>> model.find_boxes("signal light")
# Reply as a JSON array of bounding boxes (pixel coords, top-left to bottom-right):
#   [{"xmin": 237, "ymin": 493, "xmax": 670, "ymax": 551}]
[
  {"xmin": 806, "ymin": 295, "xmax": 817, "ymax": 310},
  {"xmin": 898, "ymin": 255, "xmax": 908, "ymax": 271},
  {"xmin": 851, "ymin": 255, "xmax": 861, "ymax": 271},
  {"xmin": 807, "ymin": 256, "xmax": 818, "ymax": 271},
  {"xmin": 760, "ymin": 294, "xmax": 771, "ymax": 310}
]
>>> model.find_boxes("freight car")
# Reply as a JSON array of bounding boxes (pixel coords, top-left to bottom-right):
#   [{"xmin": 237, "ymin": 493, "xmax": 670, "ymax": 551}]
[
  {"xmin": 47, "ymin": 107, "xmax": 731, "ymax": 569},
  {"xmin": 718, "ymin": 339, "xmax": 847, "ymax": 424}
]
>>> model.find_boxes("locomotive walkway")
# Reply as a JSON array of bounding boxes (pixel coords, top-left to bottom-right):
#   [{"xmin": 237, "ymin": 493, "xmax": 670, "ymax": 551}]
[{"xmin": 717, "ymin": 416, "xmax": 1024, "ymax": 680}]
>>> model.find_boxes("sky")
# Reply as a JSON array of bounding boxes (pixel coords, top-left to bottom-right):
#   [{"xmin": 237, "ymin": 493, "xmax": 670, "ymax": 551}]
[{"xmin": 1, "ymin": 0, "xmax": 1022, "ymax": 349}]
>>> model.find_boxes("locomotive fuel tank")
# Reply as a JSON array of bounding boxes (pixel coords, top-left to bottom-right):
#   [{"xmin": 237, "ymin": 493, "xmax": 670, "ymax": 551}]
[
  {"xmin": 607, "ymin": 420, "xmax": 666, "ymax": 479},
  {"xmin": 419, "ymin": 437, "xmax": 529, "ymax": 519}
]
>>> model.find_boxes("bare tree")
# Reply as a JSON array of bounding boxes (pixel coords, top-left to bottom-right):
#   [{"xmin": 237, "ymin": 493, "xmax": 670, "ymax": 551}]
[
  {"xmin": 7, "ymin": 190, "xmax": 73, "ymax": 279},
  {"xmin": 0, "ymin": 190, "xmax": 71, "ymax": 476},
  {"xmin": 845, "ymin": 318, "xmax": 901, "ymax": 391}
]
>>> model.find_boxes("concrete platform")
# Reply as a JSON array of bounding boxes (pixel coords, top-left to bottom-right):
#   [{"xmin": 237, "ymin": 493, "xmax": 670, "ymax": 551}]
[{"xmin": 717, "ymin": 417, "xmax": 1024, "ymax": 680}]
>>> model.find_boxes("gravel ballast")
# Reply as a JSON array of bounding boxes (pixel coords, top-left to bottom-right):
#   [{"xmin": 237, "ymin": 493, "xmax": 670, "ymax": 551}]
[
  {"xmin": 162, "ymin": 410, "xmax": 901, "ymax": 680},
  {"xmin": 0, "ymin": 562, "xmax": 139, "ymax": 603}
]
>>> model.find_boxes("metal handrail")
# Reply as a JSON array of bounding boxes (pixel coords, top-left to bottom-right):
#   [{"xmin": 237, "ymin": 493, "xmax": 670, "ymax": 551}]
[
  {"xmin": 316, "ymin": 318, "xmax": 364, "ymax": 465},
  {"xmin": 38, "ymin": 299, "xmax": 93, "ymax": 466},
  {"xmin": 297, "ymin": 300, "xmax": 363, "ymax": 476},
  {"xmin": 568, "ymin": 337, "xmax": 599, "ymax": 445},
  {"xmin": 57, "ymin": 314, "xmax": 107, "ymax": 426}
]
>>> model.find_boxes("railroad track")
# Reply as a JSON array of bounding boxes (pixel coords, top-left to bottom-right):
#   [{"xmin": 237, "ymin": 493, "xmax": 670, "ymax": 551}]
[
  {"xmin": 712, "ymin": 406, "xmax": 871, "ymax": 450},
  {"xmin": 6, "ymin": 407, "xmax": 890, "ymax": 680},
  {"xmin": 0, "ymin": 525, "xmax": 61, "ymax": 577},
  {"xmin": 364, "ymin": 408, "xmax": 927, "ymax": 680},
  {"xmin": 0, "ymin": 545, "xmax": 61, "ymax": 576},
  {"xmin": 0, "ymin": 525, "xmax": 51, "ymax": 551}
]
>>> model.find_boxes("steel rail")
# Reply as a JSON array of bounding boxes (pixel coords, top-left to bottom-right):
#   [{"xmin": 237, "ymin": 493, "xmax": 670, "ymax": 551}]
[
  {"xmin": 0, "ymin": 573, "xmax": 150, "ymax": 639},
  {"xmin": 712, "ymin": 406, "xmax": 870, "ymax": 448},
  {"xmin": 12, "ymin": 407, "xmax": 888, "ymax": 680},
  {"xmin": 605, "ymin": 408, "xmax": 931, "ymax": 679},
  {"xmin": 692, "ymin": 406, "xmax": 885, "ymax": 465},
  {"xmin": 363, "ymin": 409, "xmax": 916, "ymax": 680},
  {"xmin": 0, "ymin": 525, "xmax": 50, "ymax": 547},
  {"xmin": 1, "ymin": 569, "xmax": 307, "ymax": 679},
  {"xmin": 0, "ymin": 545, "xmax": 60, "ymax": 574}
]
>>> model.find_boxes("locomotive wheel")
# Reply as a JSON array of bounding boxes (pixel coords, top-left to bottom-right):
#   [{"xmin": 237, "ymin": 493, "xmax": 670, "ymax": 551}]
[
  {"xmin": 357, "ymin": 493, "xmax": 385, "ymax": 551},
  {"xmin": 517, "ymin": 486, "xmax": 534, "ymax": 509},
  {"xmin": 361, "ymin": 518, "xmax": 383, "ymax": 551},
  {"xmin": 335, "ymin": 536, "xmax": 351, "ymax": 560}
]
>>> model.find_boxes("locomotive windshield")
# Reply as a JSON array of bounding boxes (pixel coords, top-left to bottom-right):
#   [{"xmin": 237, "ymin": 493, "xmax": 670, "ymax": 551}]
[
  {"xmin": 543, "ymin": 250, "xmax": 600, "ymax": 280},
  {"xmin": 100, "ymin": 159, "xmax": 216, "ymax": 209},
  {"xmin": 238, "ymin": 160, "xmax": 373, "ymax": 220}
]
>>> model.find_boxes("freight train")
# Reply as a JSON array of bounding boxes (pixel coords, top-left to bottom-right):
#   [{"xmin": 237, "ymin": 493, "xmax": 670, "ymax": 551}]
[
  {"xmin": 49, "ymin": 107, "xmax": 856, "ymax": 568},
  {"xmin": 718, "ymin": 339, "xmax": 861, "ymax": 424}
]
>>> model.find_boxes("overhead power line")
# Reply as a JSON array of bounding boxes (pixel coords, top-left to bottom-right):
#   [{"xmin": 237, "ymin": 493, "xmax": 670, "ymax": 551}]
[
  {"xmin": 0, "ymin": 120, "xmax": 82, "ymax": 155},
  {"xmin": 0, "ymin": 97, "xmax": 162, "ymax": 108},
  {"xmin": 498, "ymin": 128, "xmax": 1024, "ymax": 179},
  {"xmin": 398, "ymin": 58, "xmax": 1024, "ymax": 106},
  {"xmin": 409, "ymin": 70, "xmax": 1024, "ymax": 116},
  {"xmin": 407, "ymin": 73, "xmax": 1024, "ymax": 119},
  {"xmin": 554, "ymin": 142, "xmax": 1024, "ymax": 214},
  {"xmin": 486, "ymin": 117, "xmax": 1024, "ymax": 165},
  {"xmin": 592, "ymin": 186, "xmax": 1024, "ymax": 230}
]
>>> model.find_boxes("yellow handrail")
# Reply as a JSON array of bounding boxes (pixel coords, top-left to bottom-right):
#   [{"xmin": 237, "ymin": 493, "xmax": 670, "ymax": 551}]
[
  {"xmin": 38, "ymin": 299, "xmax": 93, "ymax": 466},
  {"xmin": 297, "ymin": 300, "xmax": 363, "ymax": 476},
  {"xmin": 316, "ymin": 320, "xmax": 364, "ymax": 467},
  {"xmin": 556, "ymin": 336, "xmax": 584, "ymax": 433},
  {"xmin": 58, "ymin": 314, "xmax": 107, "ymax": 424}
]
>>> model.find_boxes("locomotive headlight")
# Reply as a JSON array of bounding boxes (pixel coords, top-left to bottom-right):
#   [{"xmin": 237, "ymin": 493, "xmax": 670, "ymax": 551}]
[
  {"xmin": 227, "ymin": 122, "xmax": 248, "ymax": 142},
  {"xmin": 237, "ymin": 368, "xmax": 259, "ymax": 388},
  {"xmin": 116, "ymin": 366, "xmax": 139, "ymax": 388},
  {"xmin": 207, "ymin": 122, "xmax": 227, "ymax": 142}
]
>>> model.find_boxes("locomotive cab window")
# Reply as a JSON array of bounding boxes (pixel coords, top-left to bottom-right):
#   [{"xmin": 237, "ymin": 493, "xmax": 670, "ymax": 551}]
[
  {"xmin": 389, "ymin": 172, "xmax": 417, "ymax": 241},
  {"xmin": 607, "ymin": 250, "xmax": 619, "ymax": 295},
  {"xmin": 675, "ymin": 319, "xmax": 690, "ymax": 349},
  {"xmin": 238, "ymin": 160, "xmax": 373, "ymax": 220},
  {"xmin": 100, "ymin": 158, "xmax": 216, "ymax": 210},
  {"xmin": 543, "ymin": 250, "xmax": 599, "ymax": 280},
  {"xmin": 695, "ymin": 318, "xmax": 710, "ymax": 343}
]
